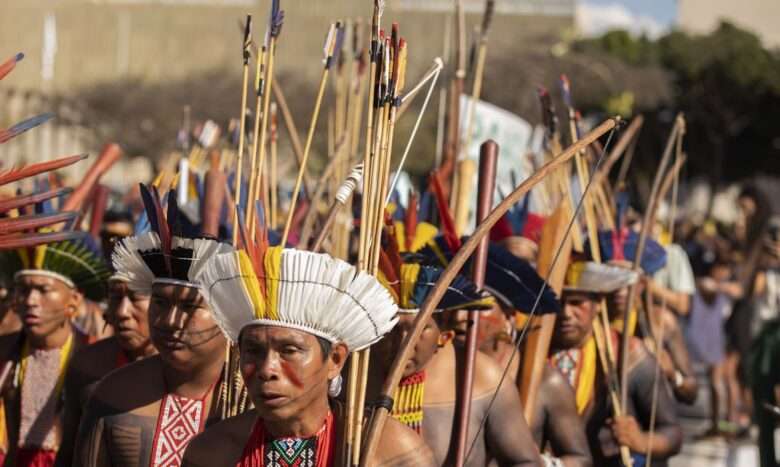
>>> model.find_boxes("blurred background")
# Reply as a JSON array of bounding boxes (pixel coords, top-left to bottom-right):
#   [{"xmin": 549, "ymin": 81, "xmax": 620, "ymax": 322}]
[{"xmin": 2, "ymin": 0, "xmax": 779, "ymax": 219}]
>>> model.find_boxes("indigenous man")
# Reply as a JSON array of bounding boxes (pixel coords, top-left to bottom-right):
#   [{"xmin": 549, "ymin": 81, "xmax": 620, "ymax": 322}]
[
  {"xmin": 72, "ymin": 189, "xmax": 235, "ymax": 467},
  {"xmin": 368, "ymin": 231, "xmax": 543, "ymax": 467},
  {"xmin": 550, "ymin": 262, "xmax": 682, "ymax": 467},
  {"xmin": 0, "ymin": 233, "xmax": 110, "ymax": 466},
  {"xmin": 590, "ymin": 227, "xmax": 698, "ymax": 404},
  {"xmin": 55, "ymin": 273, "xmax": 156, "ymax": 466},
  {"xmin": 472, "ymin": 244, "xmax": 591, "ymax": 467},
  {"xmin": 182, "ymin": 238, "xmax": 435, "ymax": 466}
]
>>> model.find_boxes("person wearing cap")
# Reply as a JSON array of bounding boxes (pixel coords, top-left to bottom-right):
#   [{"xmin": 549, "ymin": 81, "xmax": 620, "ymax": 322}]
[
  {"xmin": 550, "ymin": 261, "xmax": 682, "ymax": 467},
  {"xmin": 0, "ymin": 233, "xmax": 111, "ymax": 466},
  {"xmin": 180, "ymin": 231, "xmax": 434, "ymax": 466},
  {"xmin": 72, "ymin": 187, "xmax": 236, "ymax": 467},
  {"xmin": 472, "ymin": 243, "xmax": 591, "ymax": 467},
  {"xmin": 372, "ymin": 229, "xmax": 542, "ymax": 467},
  {"xmin": 54, "ymin": 272, "xmax": 157, "ymax": 467}
]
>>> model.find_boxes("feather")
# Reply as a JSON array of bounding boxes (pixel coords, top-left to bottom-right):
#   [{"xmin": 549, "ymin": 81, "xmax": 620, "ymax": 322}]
[
  {"xmin": 0, "ymin": 211, "xmax": 77, "ymax": 235},
  {"xmin": 112, "ymin": 232, "xmax": 161, "ymax": 295},
  {"xmin": 0, "ymin": 113, "xmax": 55, "ymax": 144},
  {"xmin": 0, "ymin": 52, "xmax": 24, "ymax": 82},
  {"xmin": 269, "ymin": 0, "xmax": 284, "ymax": 38},
  {"xmin": 428, "ymin": 171, "xmax": 460, "ymax": 251},
  {"xmin": 0, "ymin": 154, "xmax": 87, "ymax": 187},
  {"xmin": 195, "ymin": 248, "xmax": 399, "ymax": 350},
  {"xmin": 0, "ymin": 187, "xmax": 72, "ymax": 214},
  {"xmin": 139, "ymin": 184, "xmax": 161, "ymax": 239},
  {"xmin": 0, "ymin": 230, "xmax": 81, "ymax": 251}
]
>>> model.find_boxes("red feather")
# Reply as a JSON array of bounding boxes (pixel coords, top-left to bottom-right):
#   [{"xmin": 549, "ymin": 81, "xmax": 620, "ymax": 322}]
[
  {"xmin": 429, "ymin": 170, "xmax": 460, "ymax": 252},
  {"xmin": 0, "ymin": 187, "xmax": 72, "ymax": 214},
  {"xmin": 0, "ymin": 53, "xmax": 23, "ymax": 82},
  {"xmin": 0, "ymin": 211, "xmax": 77, "ymax": 235},
  {"xmin": 0, "ymin": 154, "xmax": 87, "ymax": 187}
]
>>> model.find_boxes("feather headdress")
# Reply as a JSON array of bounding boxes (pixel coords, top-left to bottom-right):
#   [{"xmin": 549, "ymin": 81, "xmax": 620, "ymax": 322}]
[
  {"xmin": 391, "ymin": 190, "xmax": 439, "ymax": 254},
  {"xmin": 586, "ymin": 228, "xmax": 667, "ymax": 275},
  {"xmin": 378, "ymin": 225, "xmax": 493, "ymax": 314},
  {"xmin": 564, "ymin": 261, "xmax": 639, "ymax": 294},
  {"xmin": 0, "ymin": 231, "xmax": 110, "ymax": 301},
  {"xmin": 194, "ymin": 246, "xmax": 398, "ymax": 351},
  {"xmin": 420, "ymin": 236, "xmax": 560, "ymax": 314},
  {"xmin": 111, "ymin": 184, "xmax": 232, "ymax": 294}
]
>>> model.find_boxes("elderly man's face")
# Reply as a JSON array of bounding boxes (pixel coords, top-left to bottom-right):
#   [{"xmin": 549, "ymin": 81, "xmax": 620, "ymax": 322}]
[
  {"xmin": 554, "ymin": 291, "xmax": 598, "ymax": 350},
  {"xmin": 148, "ymin": 283, "xmax": 225, "ymax": 370},
  {"xmin": 14, "ymin": 274, "xmax": 81, "ymax": 341},
  {"xmin": 239, "ymin": 326, "xmax": 346, "ymax": 422},
  {"xmin": 106, "ymin": 280, "xmax": 153, "ymax": 354}
]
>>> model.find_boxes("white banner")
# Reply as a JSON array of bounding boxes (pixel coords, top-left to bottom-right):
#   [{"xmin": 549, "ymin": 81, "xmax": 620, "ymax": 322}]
[{"xmin": 457, "ymin": 95, "xmax": 545, "ymax": 233}]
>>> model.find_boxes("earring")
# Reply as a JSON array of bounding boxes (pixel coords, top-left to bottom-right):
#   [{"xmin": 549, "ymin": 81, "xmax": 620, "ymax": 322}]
[
  {"xmin": 328, "ymin": 374, "xmax": 343, "ymax": 398},
  {"xmin": 437, "ymin": 330, "xmax": 455, "ymax": 347}
]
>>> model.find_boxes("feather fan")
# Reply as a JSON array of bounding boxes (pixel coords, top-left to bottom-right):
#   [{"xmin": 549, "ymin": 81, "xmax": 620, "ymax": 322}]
[{"xmin": 0, "ymin": 52, "xmax": 24, "ymax": 81}]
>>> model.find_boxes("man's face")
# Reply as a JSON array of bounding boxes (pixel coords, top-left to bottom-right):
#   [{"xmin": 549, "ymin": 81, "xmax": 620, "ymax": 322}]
[
  {"xmin": 375, "ymin": 314, "xmax": 440, "ymax": 378},
  {"xmin": 14, "ymin": 274, "xmax": 80, "ymax": 340},
  {"xmin": 106, "ymin": 280, "xmax": 152, "ymax": 353},
  {"xmin": 239, "ymin": 326, "xmax": 346, "ymax": 422},
  {"xmin": 148, "ymin": 283, "xmax": 225, "ymax": 370},
  {"xmin": 553, "ymin": 291, "xmax": 598, "ymax": 350},
  {"xmin": 477, "ymin": 303, "xmax": 511, "ymax": 351}
]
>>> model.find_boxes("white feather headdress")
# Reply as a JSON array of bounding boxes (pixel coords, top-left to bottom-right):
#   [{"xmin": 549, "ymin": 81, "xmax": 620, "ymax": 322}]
[
  {"xmin": 193, "ymin": 246, "xmax": 398, "ymax": 352},
  {"xmin": 564, "ymin": 261, "xmax": 639, "ymax": 294},
  {"xmin": 112, "ymin": 231, "xmax": 232, "ymax": 294}
]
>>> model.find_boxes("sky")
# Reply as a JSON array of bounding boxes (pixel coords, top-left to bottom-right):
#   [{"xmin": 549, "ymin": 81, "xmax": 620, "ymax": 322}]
[{"xmin": 576, "ymin": 0, "xmax": 678, "ymax": 38}]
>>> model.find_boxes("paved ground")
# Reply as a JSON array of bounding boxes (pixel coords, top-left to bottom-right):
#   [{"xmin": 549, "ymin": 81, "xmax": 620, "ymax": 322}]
[{"xmin": 670, "ymin": 416, "xmax": 759, "ymax": 467}]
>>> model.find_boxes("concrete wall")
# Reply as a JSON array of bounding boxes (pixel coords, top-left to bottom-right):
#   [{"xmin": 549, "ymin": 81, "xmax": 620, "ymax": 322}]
[
  {"xmin": 1, "ymin": 0, "xmax": 574, "ymax": 95},
  {"xmin": 678, "ymin": 0, "xmax": 780, "ymax": 48}
]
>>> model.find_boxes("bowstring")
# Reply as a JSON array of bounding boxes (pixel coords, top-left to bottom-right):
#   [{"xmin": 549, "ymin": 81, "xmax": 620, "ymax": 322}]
[
  {"xmin": 464, "ymin": 122, "xmax": 620, "ymax": 463},
  {"xmin": 646, "ymin": 128, "xmax": 683, "ymax": 465}
]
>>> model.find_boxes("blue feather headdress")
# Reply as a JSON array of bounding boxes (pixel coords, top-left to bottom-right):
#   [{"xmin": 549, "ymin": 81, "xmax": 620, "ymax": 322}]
[{"xmin": 419, "ymin": 235, "xmax": 560, "ymax": 314}]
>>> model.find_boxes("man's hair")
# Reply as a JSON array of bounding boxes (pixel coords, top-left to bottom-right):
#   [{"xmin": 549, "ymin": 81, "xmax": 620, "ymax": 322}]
[{"xmin": 316, "ymin": 336, "xmax": 332, "ymax": 361}]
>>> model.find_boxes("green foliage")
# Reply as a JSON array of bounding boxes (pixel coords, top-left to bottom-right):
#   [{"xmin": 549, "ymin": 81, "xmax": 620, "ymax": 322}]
[{"xmin": 577, "ymin": 22, "xmax": 780, "ymax": 181}]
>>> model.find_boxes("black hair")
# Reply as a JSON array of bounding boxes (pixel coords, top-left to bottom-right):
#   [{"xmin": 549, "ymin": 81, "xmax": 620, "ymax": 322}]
[{"xmin": 316, "ymin": 336, "xmax": 332, "ymax": 361}]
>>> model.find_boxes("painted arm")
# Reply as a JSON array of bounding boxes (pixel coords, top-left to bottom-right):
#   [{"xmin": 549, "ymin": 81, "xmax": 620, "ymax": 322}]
[
  {"xmin": 485, "ymin": 378, "xmax": 543, "ymax": 466},
  {"xmin": 661, "ymin": 312, "xmax": 698, "ymax": 404},
  {"xmin": 72, "ymin": 397, "xmax": 111, "ymax": 467},
  {"xmin": 539, "ymin": 367, "xmax": 592, "ymax": 467},
  {"xmin": 612, "ymin": 355, "xmax": 682, "ymax": 460}
]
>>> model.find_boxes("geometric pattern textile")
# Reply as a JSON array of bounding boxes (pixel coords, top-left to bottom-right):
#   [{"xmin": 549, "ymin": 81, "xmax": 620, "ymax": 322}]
[
  {"xmin": 265, "ymin": 436, "xmax": 317, "ymax": 467},
  {"xmin": 150, "ymin": 393, "xmax": 206, "ymax": 467}
]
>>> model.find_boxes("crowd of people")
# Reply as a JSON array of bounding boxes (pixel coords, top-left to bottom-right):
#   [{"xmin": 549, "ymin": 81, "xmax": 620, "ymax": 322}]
[{"xmin": 1, "ymin": 4, "xmax": 780, "ymax": 467}]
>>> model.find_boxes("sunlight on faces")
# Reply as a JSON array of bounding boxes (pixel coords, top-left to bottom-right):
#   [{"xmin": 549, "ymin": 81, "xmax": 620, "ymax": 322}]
[
  {"xmin": 14, "ymin": 274, "xmax": 81, "ymax": 340},
  {"xmin": 375, "ymin": 314, "xmax": 440, "ymax": 378},
  {"xmin": 148, "ymin": 283, "xmax": 225, "ymax": 369},
  {"xmin": 239, "ymin": 325, "xmax": 347, "ymax": 422},
  {"xmin": 106, "ymin": 280, "xmax": 152, "ymax": 353},
  {"xmin": 477, "ymin": 302, "xmax": 512, "ymax": 352},
  {"xmin": 554, "ymin": 291, "xmax": 598, "ymax": 350}
]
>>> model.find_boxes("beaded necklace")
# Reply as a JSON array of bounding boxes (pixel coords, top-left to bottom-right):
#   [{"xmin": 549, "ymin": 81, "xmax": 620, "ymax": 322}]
[{"xmin": 390, "ymin": 370, "xmax": 427, "ymax": 434}]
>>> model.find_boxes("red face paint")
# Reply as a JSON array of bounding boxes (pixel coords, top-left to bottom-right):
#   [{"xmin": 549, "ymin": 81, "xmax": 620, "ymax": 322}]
[
  {"xmin": 280, "ymin": 360, "xmax": 303, "ymax": 388},
  {"xmin": 241, "ymin": 362, "xmax": 257, "ymax": 381}
]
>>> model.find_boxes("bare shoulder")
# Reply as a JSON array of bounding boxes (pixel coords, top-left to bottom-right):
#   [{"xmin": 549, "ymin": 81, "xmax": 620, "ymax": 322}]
[
  {"xmin": 183, "ymin": 410, "xmax": 256, "ymax": 467},
  {"xmin": 541, "ymin": 364, "xmax": 570, "ymax": 393},
  {"xmin": 90, "ymin": 354, "xmax": 163, "ymax": 410},
  {"xmin": 473, "ymin": 349, "xmax": 509, "ymax": 396},
  {"xmin": 374, "ymin": 417, "xmax": 436, "ymax": 467}
]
